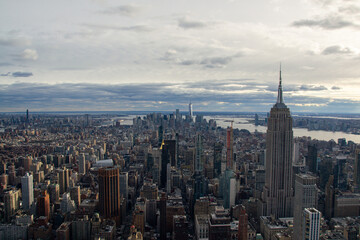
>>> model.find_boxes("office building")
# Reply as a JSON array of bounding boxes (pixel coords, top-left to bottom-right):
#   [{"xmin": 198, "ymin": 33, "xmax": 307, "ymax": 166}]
[
  {"xmin": 59, "ymin": 167, "xmax": 70, "ymax": 194},
  {"xmin": 37, "ymin": 190, "xmax": 50, "ymax": 220},
  {"xmin": 21, "ymin": 172, "xmax": 34, "ymax": 211},
  {"xmin": 78, "ymin": 153, "xmax": 86, "ymax": 175},
  {"xmin": 262, "ymin": 69, "xmax": 294, "ymax": 218},
  {"xmin": 99, "ymin": 167, "xmax": 122, "ymax": 225},
  {"xmin": 354, "ymin": 149, "xmax": 360, "ymax": 189},
  {"xmin": 226, "ymin": 126, "xmax": 234, "ymax": 170},
  {"xmin": 4, "ymin": 189, "xmax": 20, "ymax": 222},
  {"xmin": 238, "ymin": 206, "xmax": 248, "ymax": 240},
  {"xmin": 307, "ymin": 145, "xmax": 318, "ymax": 173},
  {"xmin": 303, "ymin": 208, "xmax": 321, "ymax": 240},
  {"xmin": 173, "ymin": 215, "xmax": 189, "ymax": 240},
  {"xmin": 189, "ymin": 101, "xmax": 193, "ymax": 117},
  {"xmin": 209, "ymin": 206, "xmax": 231, "ymax": 240},
  {"xmin": 293, "ymin": 174, "xmax": 318, "ymax": 240},
  {"xmin": 213, "ymin": 142, "xmax": 222, "ymax": 178}
]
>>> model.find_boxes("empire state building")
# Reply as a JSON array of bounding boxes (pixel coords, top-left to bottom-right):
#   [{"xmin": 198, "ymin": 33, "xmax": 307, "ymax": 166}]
[{"xmin": 262, "ymin": 68, "xmax": 294, "ymax": 218}]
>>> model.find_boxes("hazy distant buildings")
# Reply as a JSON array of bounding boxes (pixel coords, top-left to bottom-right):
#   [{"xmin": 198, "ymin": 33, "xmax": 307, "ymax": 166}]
[{"xmin": 262, "ymin": 69, "xmax": 294, "ymax": 218}]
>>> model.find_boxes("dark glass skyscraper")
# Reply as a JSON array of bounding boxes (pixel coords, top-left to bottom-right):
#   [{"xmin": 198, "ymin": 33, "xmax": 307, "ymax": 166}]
[
  {"xmin": 306, "ymin": 144, "xmax": 318, "ymax": 173},
  {"xmin": 213, "ymin": 142, "xmax": 222, "ymax": 178},
  {"xmin": 99, "ymin": 167, "xmax": 121, "ymax": 225}
]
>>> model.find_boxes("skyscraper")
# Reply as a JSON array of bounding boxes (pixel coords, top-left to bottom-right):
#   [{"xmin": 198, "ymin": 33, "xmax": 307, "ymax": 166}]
[
  {"xmin": 98, "ymin": 167, "xmax": 122, "ymax": 225},
  {"xmin": 4, "ymin": 189, "xmax": 20, "ymax": 222},
  {"xmin": 119, "ymin": 172, "xmax": 128, "ymax": 202},
  {"xmin": 226, "ymin": 126, "xmax": 234, "ymax": 170},
  {"xmin": 213, "ymin": 142, "xmax": 223, "ymax": 178},
  {"xmin": 303, "ymin": 208, "xmax": 321, "ymax": 240},
  {"xmin": 262, "ymin": 68, "xmax": 294, "ymax": 218},
  {"xmin": 37, "ymin": 190, "xmax": 50, "ymax": 220},
  {"xmin": 238, "ymin": 205, "xmax": 248, "ymax": 240},
  {"xmin": 160, "ymin": 140, "xmax": 176, "ymax": 188},
  {"xmin": 307, "ymin": 144, "xmax": 318, "ymax": 173},
  {"xmin": 354, "ymin": 149, "xmax": 360, "ymax": 188},
  {"xmin": 160, "ymin": 192, "xmax": 167, "ymax": 240},
  {"xmin": 189, "ymin": 101, "xmax": 193, "ymax": 117},
  {"xmin": 194, "ymin": 134, "xmax": 203, "ymax": 174},
  {"xmin": 21, "ymin": 172, "xmax": 34, "ymax": 211},
  {"xmin": 78, "ymin": 153, "xmax": 86, "ymax": 175},
  {"xmin": 293, "ymin": 174, "xmax": 318, "ymax": 240},
  {"xmin": 194, "ymin": 134, "xmax": 206, "ymax": 200},
  {"xmin": 58, "ymin": 168, "xmax": 70, "ymax": 194}
]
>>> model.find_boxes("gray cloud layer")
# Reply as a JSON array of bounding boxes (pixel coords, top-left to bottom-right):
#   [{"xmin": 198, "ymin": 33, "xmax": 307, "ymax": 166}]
[
  {"xmin": 322, "ymin": 45, "xmax": 354, "ymax": 55},
  {"xmin": 0, "ymin": 81, "xmax": 355, "ymax": 112},
  {"xmin": 101, "ymin": 5, "xmax": 141, "ymax": 17},
  {"xmin": 0, "ymin": 72, "xmax": 33, "ymax": 77},
  {"xmin": 178, "ymin": 17, "xmax": 207, "ymax": 29},
  {"xmin": 292, "ymin": 16, "xmax": 356, "ymax": 30}
]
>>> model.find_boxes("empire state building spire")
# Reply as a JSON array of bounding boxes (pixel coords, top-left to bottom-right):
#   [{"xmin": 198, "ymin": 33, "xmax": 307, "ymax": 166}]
[{"xmin": 275, "ymin": 64, "xmax": 286, "ymax": 108}]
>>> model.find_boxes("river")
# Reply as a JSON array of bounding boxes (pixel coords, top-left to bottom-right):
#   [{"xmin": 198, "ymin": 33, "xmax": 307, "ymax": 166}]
[{"xmin": 204, "ymin": 116, "xmax": 360, "ymax": 144}]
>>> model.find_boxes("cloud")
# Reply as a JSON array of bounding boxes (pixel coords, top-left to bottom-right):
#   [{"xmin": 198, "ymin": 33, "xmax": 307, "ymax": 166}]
[
  {"xmin": 0, "ymin": 37, "xmax": 31, "ymax": 46},
  {"xmin": 118, "ymin": 25, "xmax": 153, "ymax": 32},
  {"xmin": 165, "ymin": 52, "xmax": 242, "ymax": 68},
  {"xmin": 0, "ymin": 72, "xmax": 33, "ymax": 77},
  {"xmin": 267, "ymin": 84, "xmax": 328, "ymax": 92},
  {"xmin": 11, "ymin": 72, "xmax": 33, "ymax": 77},
  {"xmin": 338, "ymin": 5, "xmax": 360, "ymax": 14},
  {"xmin": 200, "ymin": 56, "xmax": 234, "ymax": 68},
  {"xmin": 178, "ymin": 17, "xmax": 207, "ymax": 29},
  {"xmin": 101, "ymin": 5, "xmax": 141, "ymax": 16},
  {"xmin": 0, "ymin": 81, "xmax": 356, "ymax": 112},
  {"xmin": 292, "ymin": 15, "xmax": 357, "ymax": 29},
  {"xmin": 179, "ymin": 60, "xmax": 196, "ymax": 66},
  {"xmin": 322, "ymin": 45, "xmax": 355, "ymax": 55},
  {"xmin": 0, "ymin": 63, "xmax": 13, "ymax": 67},
  {"xmin": 21, "ymin": 49, "xmax": 38, "ymax": 60},
  {"xmin": 83, "ymin": 23, "xmax": 153, "ymax": 32},
  {"xmin": 331, "ymin": 86, "xmax": 341, "ymax": 90},
  {"xmin": 299, "ymin": 85, "xmax": 327, "ymax": 91}
]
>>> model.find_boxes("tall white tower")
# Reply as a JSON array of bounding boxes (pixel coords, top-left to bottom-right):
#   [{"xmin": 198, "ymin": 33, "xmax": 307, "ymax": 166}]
[
  {"xmin": 189, "ymin": 101, "xmax": 193, "ymax": 117},
  {"xmin": 21, "ymin": 172, "xmax": 34, "ymax": 210}
]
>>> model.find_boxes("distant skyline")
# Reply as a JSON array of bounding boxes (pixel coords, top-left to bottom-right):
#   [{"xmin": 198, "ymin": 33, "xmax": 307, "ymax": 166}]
[{"xmin": 1, "ymin": 0, "xmax": 360, "ymax": 113}]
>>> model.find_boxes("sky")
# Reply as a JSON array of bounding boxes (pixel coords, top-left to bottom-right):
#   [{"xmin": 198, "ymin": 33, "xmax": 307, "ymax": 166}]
[{"xmin": 1, "ymin": 0, "xmax": 360, "ymax": 113}]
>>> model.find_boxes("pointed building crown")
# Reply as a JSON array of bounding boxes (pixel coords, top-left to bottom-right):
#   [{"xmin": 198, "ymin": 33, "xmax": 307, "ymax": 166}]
[{"xmin": 274, "ymin": 64, "xmax": 287, "ymax": 108}]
